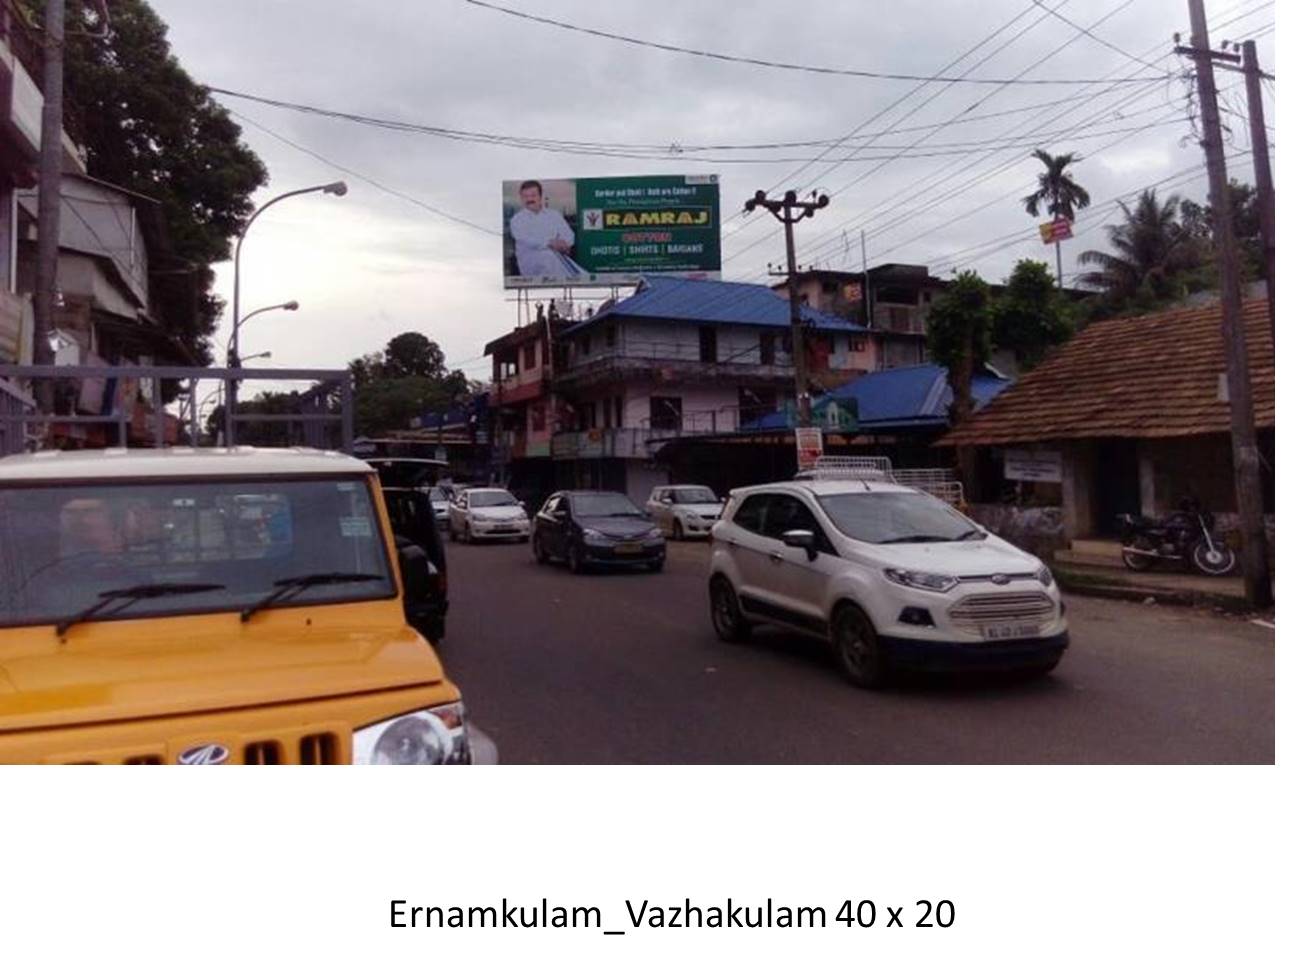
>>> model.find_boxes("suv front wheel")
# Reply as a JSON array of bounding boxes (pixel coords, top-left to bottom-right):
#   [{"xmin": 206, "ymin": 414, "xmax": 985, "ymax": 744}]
[
  {"xmin": 709, "ymin": 576, "xmax": 751, "ymax": 643},
  {"xmin": 831, "ymin": 603, "xmax": 885, "ymax": 688}
]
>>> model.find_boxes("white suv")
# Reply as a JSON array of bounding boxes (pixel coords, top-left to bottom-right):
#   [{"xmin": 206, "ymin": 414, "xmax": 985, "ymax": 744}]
[{"xmin": 707, "ymin": 479, "xmax": 1068, "ymax": 687}]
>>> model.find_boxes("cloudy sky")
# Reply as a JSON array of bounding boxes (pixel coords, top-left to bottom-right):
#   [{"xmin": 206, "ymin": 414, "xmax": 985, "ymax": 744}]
[{"xmin": 149, "ymin": 0, "xmax": 1274, "ymax": 387}]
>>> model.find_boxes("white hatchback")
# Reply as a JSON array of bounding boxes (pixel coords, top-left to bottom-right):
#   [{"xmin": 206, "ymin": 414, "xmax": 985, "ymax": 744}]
[
  {"xmin": 707, "ymin": 479, "xmax": 1068, "ymax": 687},
  {"xmin": 646, "ymin": 484, "xmax": 723, "ymax": 539}
]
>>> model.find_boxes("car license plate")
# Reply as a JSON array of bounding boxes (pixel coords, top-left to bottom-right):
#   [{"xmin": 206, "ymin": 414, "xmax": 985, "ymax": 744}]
[
  {"xmin": 614, "ymin": 542, "xmax": 642, "ymax": 554},
  {"xmin": 982, "ymin": 623, "xmax": 1039, "ymax": 641},
  {"xmin": 493, "ymin": 526, "xmax": 516, "ymax": 533}
]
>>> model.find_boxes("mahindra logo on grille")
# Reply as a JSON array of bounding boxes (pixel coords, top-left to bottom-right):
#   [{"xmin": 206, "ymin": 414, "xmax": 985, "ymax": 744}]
[
  {"xmin": 990, "ymin": 574, "xmax": 1011, "ymax": 585},
  {"xmin": 177, "ymin": 743, "xmax": 230, "ymax": 765}
]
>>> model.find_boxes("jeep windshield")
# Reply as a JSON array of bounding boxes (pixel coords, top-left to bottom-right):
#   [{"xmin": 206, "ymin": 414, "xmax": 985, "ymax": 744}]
[
  {"xmin": 817, "ymin": 491, "xmax": 981, "ymax": 544},
  {"xmin": 0, "ymin": 477, "xmax": 394, "ymax": 629}
]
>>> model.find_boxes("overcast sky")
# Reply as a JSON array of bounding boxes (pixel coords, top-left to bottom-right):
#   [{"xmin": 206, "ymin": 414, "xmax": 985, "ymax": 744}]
[{"xmin": 149, "ymin": 0, "xmax": 1274, "ymax": 386}]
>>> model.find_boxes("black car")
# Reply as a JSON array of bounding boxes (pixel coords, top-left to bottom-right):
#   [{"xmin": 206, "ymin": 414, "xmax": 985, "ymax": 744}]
[{"xmin": 532, "ymin": 490, "xmax": 666, "ymax": 574}]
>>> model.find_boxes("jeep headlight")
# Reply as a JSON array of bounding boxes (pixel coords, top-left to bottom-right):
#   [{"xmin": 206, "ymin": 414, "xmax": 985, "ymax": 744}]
[
  {"xmin": 353, "ymin": 703, "xmax": 471, "ymax": 765},
  {"xmin": 883, "ymin": 568, "xmax": 959, "ymax": 593}
]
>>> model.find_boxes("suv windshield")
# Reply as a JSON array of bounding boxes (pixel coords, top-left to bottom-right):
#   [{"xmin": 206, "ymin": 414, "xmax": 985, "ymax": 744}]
[
  {"xmin": 672, "ymin": 487, "xmax": 717, "ymax": 504},
  {"xmin": 468, "ymin": 490, "xmax": 518, "ymax": 508},
  {"xmin": 817, "ymin": 491, "xmax": 981, "ymax": 544},
  {"xmin": 0, "ymin": 477, "xmax": 394, "ymax": 628},
  {"xmin": 572, "ymin": 492, "xmax": 643, "ymax": 517}
]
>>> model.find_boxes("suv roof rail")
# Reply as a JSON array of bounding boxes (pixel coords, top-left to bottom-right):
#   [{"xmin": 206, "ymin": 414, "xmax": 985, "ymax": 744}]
[{"xmin": 796, "ymin": 455, "xmax": 893, "ymax": 480}]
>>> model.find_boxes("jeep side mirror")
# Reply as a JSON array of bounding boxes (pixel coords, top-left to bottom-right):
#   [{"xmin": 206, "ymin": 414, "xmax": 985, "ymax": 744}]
[{"xmin": 782, "ymin": 529, "xmax": 818, "ymax": 561}]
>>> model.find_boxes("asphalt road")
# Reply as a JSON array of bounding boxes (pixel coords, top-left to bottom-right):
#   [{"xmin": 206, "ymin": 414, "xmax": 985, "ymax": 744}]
[{"xmin": 439, "ymin": 538, "xmax": 1274, "ymax": 764}]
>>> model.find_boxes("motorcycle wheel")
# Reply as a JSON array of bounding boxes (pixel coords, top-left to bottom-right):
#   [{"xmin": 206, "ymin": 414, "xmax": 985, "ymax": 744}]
[
  {"xmin": 1191, "ymin": 541, "xmax": 1237, "ymax": 576},
  {"xmin": 1122, "ymin": 534, "xmax": 1158, "ymax": 571}
]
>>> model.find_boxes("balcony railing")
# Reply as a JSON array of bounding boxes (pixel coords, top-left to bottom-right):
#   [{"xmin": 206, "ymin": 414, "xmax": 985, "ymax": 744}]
[{"xmin": 870, "ymin": 304, "xmax": 927, "ymax": 335}]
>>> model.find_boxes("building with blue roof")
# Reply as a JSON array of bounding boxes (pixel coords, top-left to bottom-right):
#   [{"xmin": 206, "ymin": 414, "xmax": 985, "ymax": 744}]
[{"xmin": 541, "ymin": 275, "xmax": 879, "ymax": 499}]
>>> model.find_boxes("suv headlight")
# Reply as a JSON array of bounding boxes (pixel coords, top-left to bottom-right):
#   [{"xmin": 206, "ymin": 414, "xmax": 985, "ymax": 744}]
[
  {"xmin": 353, "ymin": 703, "xmax": 471, "ymax": 764},
  {"xmin": 883, "ymin": 568, "xmax": 959, "ymax": 593},
  {"xmin": 1037, "ymin": 565, "xmax": 1054, "ymax": 587}
]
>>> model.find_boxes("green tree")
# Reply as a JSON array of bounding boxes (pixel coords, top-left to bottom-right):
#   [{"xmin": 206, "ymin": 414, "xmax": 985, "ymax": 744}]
[
  {"xmin": 1180, "ymin": 179, "xmax": 1264, "ymax": 284},
  {"xmin": 992, "ymin": 260, "xmax": 1074, "ymax": 370},
  {"xmin": 60, "ymin": 0, "xmax": 268, "ymax": 363},
  {"xmin": 382, "ymin": 332, "xmax": 446, "ymax": 380},
  {"xmin": 1021, "ymin": 150, "xmax": 1091, "ymax": 288},
  {"xmin": 927, "ymin": 271, "xmax": 992, "ymax": 426},
  {"xmin": 1077, "ymin": 189, "xmax": 1203, "ymax": 315}
]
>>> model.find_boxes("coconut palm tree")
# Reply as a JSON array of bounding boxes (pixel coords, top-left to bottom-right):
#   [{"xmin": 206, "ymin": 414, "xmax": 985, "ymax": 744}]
[
  {"xmin": 1077, "ymin": 189, "xmax": 1203, "ymax": 312},
  {"xmin": 1022, "ymin": 150, "xmax": 1091, "ymax": 288}
]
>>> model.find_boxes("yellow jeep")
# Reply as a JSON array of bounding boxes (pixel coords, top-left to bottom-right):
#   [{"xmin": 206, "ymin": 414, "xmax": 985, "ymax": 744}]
[{"xmin": 0, "ymin": 447, "xmax": 493, "ymax": 764}]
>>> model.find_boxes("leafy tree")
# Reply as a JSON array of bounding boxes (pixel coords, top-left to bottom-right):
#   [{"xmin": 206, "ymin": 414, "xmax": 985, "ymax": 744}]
[
  {"xmin": 1021, "ymin": 150, "xmax": 1091, "ymax": 288},
  {"xmin": 991, "ymin": 260, "xmax": 1074, "ymax": 370},
  {"xmin": 1180, "ymin": 180, "xmax": 1264, "ymax": 284},
  {"xmin": 926, "ymin": 271, "xmax": 992, "ymax": 426},
  {"xmin": 60, "ymin": 0, "xmax": 268, "ymax": 363},
  {"xmin": 382, "ymin": 332, "xmax": 445, "ymax": 380},
  {"xmin": 1077, "ymin": 189, "xmax": 1204, "ymax": 315}
]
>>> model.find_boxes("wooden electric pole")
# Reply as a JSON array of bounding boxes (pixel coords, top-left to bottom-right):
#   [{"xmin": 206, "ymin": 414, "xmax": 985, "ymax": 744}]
[
  {"xmin": 1177, "ymin": 0, "xmax": 1272, "ymax": 608},
  {"xmin": 744, "ymin": 189, "xmax": 829, "ymax": 428},
  {"xmin": 32, "ymin": 0, "xmax": 66, "ymax": 412},
  {"xmin": 1240, "ymin": 39, "xmax": 1274, "ymax": 341}
]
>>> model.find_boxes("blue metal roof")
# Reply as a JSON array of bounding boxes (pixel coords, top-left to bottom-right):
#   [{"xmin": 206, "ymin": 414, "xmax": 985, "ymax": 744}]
[
  {"xmin": 745, "ymin": 364, "xmax": 1011, "ymax": 432},
  {"xmin": 568, "ymin": 275, "xmax": 864, "ymax": 335}
]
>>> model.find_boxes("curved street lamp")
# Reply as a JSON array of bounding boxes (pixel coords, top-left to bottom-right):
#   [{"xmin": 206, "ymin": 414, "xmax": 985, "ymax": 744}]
[
  {"xmin": 228, "ymin": 180, "xmax": 346, "ymax": 407},
  {"xmin": 226, "ymin": 300, "xmax": 299, "ymax": 366},
  {"xmin": 240, "ymin": 351, "xmax": 273, "ymax": 363}
]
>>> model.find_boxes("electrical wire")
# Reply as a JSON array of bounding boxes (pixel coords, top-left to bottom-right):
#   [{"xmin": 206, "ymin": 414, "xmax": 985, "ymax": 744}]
[
  {"xmin": 462, "ymin": 0, "xmax": 1169, "ymax": 85},
  {"xmin": 1031, "ymin": 0, "xmax": 1166, "ymax": 71},
  {"xmin": 229, "ymin": 110, "xmax": 500, "ymax": 237}
]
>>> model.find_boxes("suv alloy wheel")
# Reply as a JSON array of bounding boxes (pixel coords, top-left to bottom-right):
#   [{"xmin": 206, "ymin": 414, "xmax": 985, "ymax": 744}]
[
  {"xmin": 709, "ymin": 577, "xmax": 751, "ymax": 643},
  {"xmin": 832, "ymin": 604, "xmax": 885, "ymax": 688}
]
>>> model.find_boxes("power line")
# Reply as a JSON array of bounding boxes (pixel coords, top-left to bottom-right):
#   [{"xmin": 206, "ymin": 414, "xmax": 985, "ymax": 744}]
[
  {"xmin": 230, "ymin": 110, "xmax": 500, "ymax": 237},
  {"xmin": 1031, "ymin": 0, "xmax": 1164, "ymax": 71},
  {"xmin": 462, "ymin": 0, "xmax": 1168, "ymax": 85}
]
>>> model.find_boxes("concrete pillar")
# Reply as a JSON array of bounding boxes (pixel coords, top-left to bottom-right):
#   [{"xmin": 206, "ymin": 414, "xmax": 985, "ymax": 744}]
[
  {"xmin": 1061, "ymin": 442, "xmax": 1095, "ymax": 540},
  {"xmin": 1138, "ymin": 445, "xmax": 1159, "ymax": 518}
]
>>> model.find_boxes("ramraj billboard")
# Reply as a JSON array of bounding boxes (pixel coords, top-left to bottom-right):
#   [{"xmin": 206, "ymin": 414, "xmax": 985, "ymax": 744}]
[{"xmin": 502, "ymin": 174, "xmax": 721, "ymax": 288}]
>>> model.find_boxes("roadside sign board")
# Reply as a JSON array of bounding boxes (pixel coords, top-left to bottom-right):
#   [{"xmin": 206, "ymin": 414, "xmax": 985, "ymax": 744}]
[
  {"xmin": 795, "ymin": 427, "xmax": 824, "ymax": 471},
  {"xmin": 1039, "ymin": 217, "xmax": 1073, "ymax": 244},
  {"xmin": 1004, "ymin": 448, "xmax": 1063, "ymax": 483},
  {"xmin": 502, "ymin": 174, "xmax": 721, "ymax": 288}
]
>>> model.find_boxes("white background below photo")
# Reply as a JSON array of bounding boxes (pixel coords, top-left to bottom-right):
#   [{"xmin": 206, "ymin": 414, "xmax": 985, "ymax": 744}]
[{"xmin": 1, "ymin": 767, "xmax": 1299, "ymax": 962}]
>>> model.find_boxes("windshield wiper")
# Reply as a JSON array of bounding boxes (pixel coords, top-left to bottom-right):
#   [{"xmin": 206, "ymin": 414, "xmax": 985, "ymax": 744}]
[
  {"xmin": 878, "ymin": 534, "xmax": 951, "ymax": 544},
  {"xmin": 55, "ymin": 582, "xmax": 225, "ymax": 637},
  {"xmin": 954, "ymin": 529, "xmax": 987, "ymax": 540},
  {"xmin": 240, "ymin": 572, "xmax": 384, "ymax": 623}
]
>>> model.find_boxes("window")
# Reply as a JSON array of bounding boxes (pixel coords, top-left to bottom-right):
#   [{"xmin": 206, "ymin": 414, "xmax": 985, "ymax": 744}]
[
  {"xmin": 759, "ymin": 332, "xmax": 775, "ymax": 365},
  {"xmin": 738, "ymin": 387, "xmax": 777, "ymax": 426},
  {"xmin": 848, "ymin": 336, "xmax": 867, "ymax": 352},
  {"xmin": 699, "ymin": 327, "xmax": 717, "ymax": 363},
  {"xmin": 649, "ymin": 396, "xmax": 682, "ymax": 432},
  {"xmin": 731, "ymin": 494, "xmax": 770, "ymax": 534},
  {"xmin": 613, "ymin": 396, "xmax": 623, "ymax": 428},
  {"xmin": 468, "ymin": 490, "xmax": 519, "ymax": 508},
  {"xmin": 760, "ymin": 494, "xmax": 823, "ymax": 540},
  {"xmin": 571, "ymin": 492, "xmax": 644, "ymax": 517},
  {"xmin": 523, "ymin": 341, "xmax": 537, "ymax": 370},
  {"xmin": 816, "ymin": 491, "xmax": 978, "ymax": 544},
  {"xmin": 602, "ymin": 398, "xmax": 612, "ymax": 428},
  {"xmin": 542, "ymin": 495, "xmax": 561, "ymax": 516}
]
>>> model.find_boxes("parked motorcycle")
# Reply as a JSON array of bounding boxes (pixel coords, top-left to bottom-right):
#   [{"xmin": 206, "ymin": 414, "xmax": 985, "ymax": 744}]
[{"xmin": 1117, "ymin": 501, "xmax": 1237, "ymax": 576}]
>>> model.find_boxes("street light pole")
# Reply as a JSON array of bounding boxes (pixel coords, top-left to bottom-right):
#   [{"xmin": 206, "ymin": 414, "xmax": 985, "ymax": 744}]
[
  {"xmin": 228, "ymin": 181, "xmax": 346, "ymax": 419},
  {"xmin": 227, "ymin": 300, "xmax": 299, "ymax": 365}
]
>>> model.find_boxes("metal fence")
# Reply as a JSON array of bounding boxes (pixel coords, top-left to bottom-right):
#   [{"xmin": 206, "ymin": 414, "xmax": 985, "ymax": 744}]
[{"xmin": 0, "ymin": 364, "xmax": 353, "ymax": 453}]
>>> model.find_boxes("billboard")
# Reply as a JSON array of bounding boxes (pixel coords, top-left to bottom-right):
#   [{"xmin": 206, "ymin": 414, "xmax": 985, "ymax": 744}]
[{"xmin": 502, "ymin": 174, "xmax": 721, "ymax": 288}]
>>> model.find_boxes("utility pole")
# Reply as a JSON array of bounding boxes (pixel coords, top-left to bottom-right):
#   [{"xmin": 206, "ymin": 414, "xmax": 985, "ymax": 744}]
[
  {"xmin": 744, "ymin": 189, "xmax": 829, "ymax": 428},
  {"xmin": 1240, "ymin": 39, "xmax": 1274, "ymax": 341},
  {"xmin": 1177, "ymin": 0, "xmax": 1272, "ymax": 608},
  {"xmin": 32, "ymin": 0, "xmax": 66, "ymax": 413}
]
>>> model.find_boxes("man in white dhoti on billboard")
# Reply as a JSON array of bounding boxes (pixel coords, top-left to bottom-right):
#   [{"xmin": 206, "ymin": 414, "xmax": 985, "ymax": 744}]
[{"xmin": 509, "ymin": 180, "xmax": 584, "ymax": 280}]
